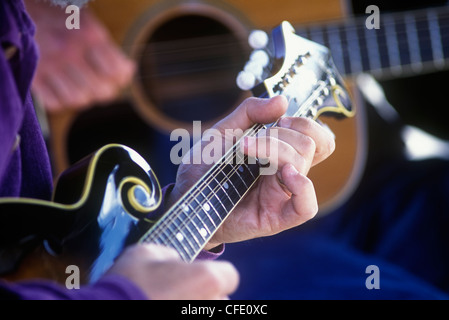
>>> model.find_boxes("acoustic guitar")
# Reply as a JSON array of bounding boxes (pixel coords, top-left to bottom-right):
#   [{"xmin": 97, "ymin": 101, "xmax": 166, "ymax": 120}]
[
  {"xmin": 46, "ymin": 0, "xmax": 449, "ymax": 217},
  {"xmin": 1, "ymin": 22, "xmax": 354, "ymax": 283}
]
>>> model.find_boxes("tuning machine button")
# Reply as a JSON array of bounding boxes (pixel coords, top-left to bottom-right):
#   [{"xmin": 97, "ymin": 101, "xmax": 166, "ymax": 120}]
[
  {"xmin": 248, "ymin": 30, "xmax": 269, "ymax": 49},
  {"xmin": 250, "ymin": 49, "xmax": 270, "ymax": 68},
  {"xmin": 236, "ymin": 71, "xmax": 256, "ymax": 91}
]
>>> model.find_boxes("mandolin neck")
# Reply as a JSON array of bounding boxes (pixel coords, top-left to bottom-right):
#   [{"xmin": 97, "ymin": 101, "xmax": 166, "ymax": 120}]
[
  {"xmin": 295, "ymin": 5, "xmax": 449, "ymax": 79},
  {"xmin": 139, "ymin": 124, "xmax": 266, "ymax": 262}
]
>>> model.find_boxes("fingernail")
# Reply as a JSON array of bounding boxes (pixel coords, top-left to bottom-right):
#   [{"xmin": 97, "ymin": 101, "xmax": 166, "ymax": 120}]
[
  {"xmin": 285, "ymin": 163, "xmax": 300, "ymax": 177},
  {"xmin": 279, "ymin": 117, "xmax": 291, "ymax": 128}
]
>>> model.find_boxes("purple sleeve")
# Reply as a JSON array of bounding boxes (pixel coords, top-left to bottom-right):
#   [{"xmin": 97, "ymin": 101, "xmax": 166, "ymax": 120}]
[{"xmin": 1, "ymin": 275, "xmax": 148, "ymax": 300}]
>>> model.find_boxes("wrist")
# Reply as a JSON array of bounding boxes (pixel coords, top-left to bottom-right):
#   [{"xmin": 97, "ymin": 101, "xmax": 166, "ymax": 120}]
[{"xmin": 204, "ymin": 242, "xmax": 223, "ymax": 252}]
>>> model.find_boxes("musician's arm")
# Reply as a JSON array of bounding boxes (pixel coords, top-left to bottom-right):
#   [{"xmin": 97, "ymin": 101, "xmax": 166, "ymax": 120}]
[{"xmin": 1, "ymin": 274, "xmax": 148, "ymax": 300}]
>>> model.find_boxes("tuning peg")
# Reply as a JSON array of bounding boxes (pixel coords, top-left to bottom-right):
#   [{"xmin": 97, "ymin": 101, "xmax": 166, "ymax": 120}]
[
  {"xmin": 244, "ymin": 60, "xmax": 264, "ymax": 80},
  {"xmin": 236, "ymin": 71, "xmax": 256, "ymax": 91},
  {"xmin": 248, "ymin": 30, "xmax": 269, "ymax": 49},
  {"xmin": 250, "ymin": 49, "xmax": 270, "ymax": 68}
]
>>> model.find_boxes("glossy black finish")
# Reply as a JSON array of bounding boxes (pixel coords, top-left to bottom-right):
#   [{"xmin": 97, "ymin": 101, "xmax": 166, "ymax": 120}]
[{"xmin": 0, "ymin": 145, "xmax": 160, "ymax": 282}]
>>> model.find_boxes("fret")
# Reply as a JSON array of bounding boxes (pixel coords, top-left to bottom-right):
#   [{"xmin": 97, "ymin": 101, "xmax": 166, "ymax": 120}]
[
  {"xmin": 189, "ymin": 213, "xmax": 211, "ymax": 242},
  {"xmin": 326, "ymin": 24, "xmax": 346, "ymax": 75},
  {"xmin": 192, "ymin": 192, "xmax": 219, "ymax": 229},
  {"xmin": 428, "ymin": 10, "xmax": 445, "ymax": 68},
  {"xmin": 243, "ymin": 162, "xmax": 258, "ymax": 181},
  {"xmin": 308, "ymin": 24, "xmax": 325, "ymax": 46},
  {"xmin": 204, "ymin": 183, "xmax": 228, "ymax": 217},
  {"xmin": 416, "ymin": 13, "xmax": 434, "ymax": 64},
  {"xmin": 373, "ymin": 23, "xmax": 390, "ymax": 71},
  {"xmin": 383, "ymin": 15, "xmax": 402, "ymax": 75},
  {"xmin": 404, "ymin": 13, "xmax": 423, "ymax": 72},
  {"xmin": 178, "ymin": 203, "xmax": 208, "ymax": 244},
  {"xmin": 394, "ymin": 16, "xmax": 412, "ymax": 69},
  {"xmin": 210, "ymin": 175, "xmax": 235, "ymax": 214},
  {"xmin": 167, "ymin": 219, "xmax": 199, "ymax": 256},
  {"xmin": 344, "ymin": 22, "xmax": 363, "ymax": 75},
  {"xmin": 150, "ymin": 226, "xmax": 190, "ymax": 261},
  {"xmin": 363, "ymin": 20, "xmax": 382, "ymax": 74},
  {"xmin": 438, "ymin": 11, "xmax": 449, "ymax": 59},
  {"xmin": 185, "ymin": 205, "xmax": 212, "ymax": 242},
  {"xmin": 295, "ymin": 27, "xmax": 308, "ymax": 40},
  {"xmin": 336, "ymin": 22, "xmax": 353, "ymax": 76},
  {"xmin": 235, "ymin": 166, "xmax": 249, "ymax": 189},
  {"xmin": 219, "ymin": 165, "xmax": 242, "ymax": 199},
  {"xmin": 153, "ymin": 203, "xmax": 202, "ymax": 259}
]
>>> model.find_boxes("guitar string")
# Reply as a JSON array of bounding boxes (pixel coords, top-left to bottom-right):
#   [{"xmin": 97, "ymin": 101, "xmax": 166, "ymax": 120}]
[
  {"xmin": 118, "ymin": 21, "xmax": 449, "ymax": 83},
  {"xmin": 121, "ymin": 8, "xmax": 449, "ymax": 61},
  {"xmin": 302, "ymin": 14, "xmax": 449, "ymax": 76}
]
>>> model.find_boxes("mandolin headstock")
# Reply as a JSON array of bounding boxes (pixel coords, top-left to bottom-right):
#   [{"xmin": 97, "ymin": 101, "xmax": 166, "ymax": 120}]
[{"xmin": 237, "ymin": 21, "xmax": 355, "ymax": 123}]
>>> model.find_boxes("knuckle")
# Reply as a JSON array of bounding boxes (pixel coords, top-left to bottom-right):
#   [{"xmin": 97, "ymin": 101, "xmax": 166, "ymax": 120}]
[
  {"xmin": 140, "ymin": 244, "xmax": 180, "ymax": 260},
  {"xmin": 301, "ymin": 178, "xmax": 319, "ymax": 219},
  {"xmin": 327, "ymin": 136, "xmax": 336, "ymax": 155},
  {"xmin": 293, "ymin": 153, "xmax": 307, "ymax": 172},
  {"xmin": 302, "ymin": 135, "xmax": 316, "ymax": 156}
]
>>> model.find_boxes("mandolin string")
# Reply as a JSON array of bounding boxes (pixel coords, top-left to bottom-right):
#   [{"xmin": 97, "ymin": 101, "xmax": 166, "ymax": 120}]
[
  {"xmin": 142, "ymin": 70, "xmax": 328, "ymax": 250},
  {"xmin": 142, "ymin": 129, "xmax": 263, "ymax": 260},
  {"xmin": 146, "ymin": 96, "xmax": 319, "ymax": 258},
  {"xmin": 148, "ymin": 151, "xmax": 258, "ymax": 259},
  {"xmin": 145, "ymin": 149, "xmax": 258, "ymax": 259},
  {"xmin": 137, "ymin": 8, "xmax": 449, "ymax": 254},
  {"xmin": 142, "ymin": 122, "xmax": 263, "ymax": 238},
  {"xmin": 141, "ymin": 122, "xmax": 266, "ymax": 251},
  {"xmin": 143, "ymin": 98, "xmax": 317, "ymax": 259}
]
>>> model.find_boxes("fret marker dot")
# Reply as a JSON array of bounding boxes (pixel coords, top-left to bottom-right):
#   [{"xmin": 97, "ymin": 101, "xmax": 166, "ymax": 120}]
[
  {"xmin": 182, "ymin": 204, "xmax": 189, "ymax": 213},
  {"xmin": 203, "ymin": 203, "xmax": 210, "ymax": 212},
  {"xmin": 224, "ymin": 182, "xmax": 229, "ymax": 189},
  {"xmin": 239, "ymin": 166, "xmax": 244, "ymax": 172},
  {"xmin": 200, "ymin": 228, "xmax": 208, "ymax": 237},
  {"xmin": 176, "ymin": 233, "xmax": 184, "ymax": 241}
]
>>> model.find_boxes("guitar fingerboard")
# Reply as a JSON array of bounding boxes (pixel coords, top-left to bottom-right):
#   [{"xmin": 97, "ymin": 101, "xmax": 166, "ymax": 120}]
[{"xmin": 295, "ymin": 5, "xmax": 449, "ymax": 78}]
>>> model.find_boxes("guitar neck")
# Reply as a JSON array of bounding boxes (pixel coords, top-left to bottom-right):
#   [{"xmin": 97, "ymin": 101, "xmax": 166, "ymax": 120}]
[
  {"xmin": 139, "ymin": 125, "xmax": 265, "ymax": 262},
  {"xmin": 295, "ymin": 5, "xmax": 449, "ymax": 79}
]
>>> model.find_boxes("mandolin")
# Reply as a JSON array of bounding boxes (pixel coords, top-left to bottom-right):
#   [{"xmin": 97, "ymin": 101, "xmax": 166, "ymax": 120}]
[{"xmin": 1, "ymin": 22, "xmax": 353, "ymax": 283}]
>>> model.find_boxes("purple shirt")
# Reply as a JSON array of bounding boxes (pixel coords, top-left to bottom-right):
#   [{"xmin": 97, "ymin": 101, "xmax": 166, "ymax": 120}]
[{"xmin": 0, "ymin": 0, "xmax": 221, "ymax": 300}]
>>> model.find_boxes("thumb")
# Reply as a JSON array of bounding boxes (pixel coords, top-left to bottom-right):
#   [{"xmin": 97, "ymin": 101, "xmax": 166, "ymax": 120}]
[{"xmin": 213, "ymin": 96, "xmax": 288, "ymax": 133}]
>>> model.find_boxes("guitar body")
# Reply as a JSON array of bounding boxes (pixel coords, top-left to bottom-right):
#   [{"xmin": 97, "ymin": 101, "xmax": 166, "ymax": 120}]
[
  {"xmin": 0, "ymin": 145, "xmax": 161, "ymax": 283},
  {"xmin": 48, "ymin": 0, "xmax": 366, "ymax": 215}
]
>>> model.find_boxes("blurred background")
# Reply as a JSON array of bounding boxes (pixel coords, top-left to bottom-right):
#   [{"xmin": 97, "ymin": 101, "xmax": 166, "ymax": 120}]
[{"xmin": 29, "ymin": 0, "xmax": 449, "ymax": 299}]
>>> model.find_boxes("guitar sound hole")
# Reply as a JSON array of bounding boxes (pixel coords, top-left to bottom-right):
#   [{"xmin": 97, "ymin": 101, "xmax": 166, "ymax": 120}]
[{"xmin": 135, "ymin": 14, "xmax": 249, "ymax": 128}]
